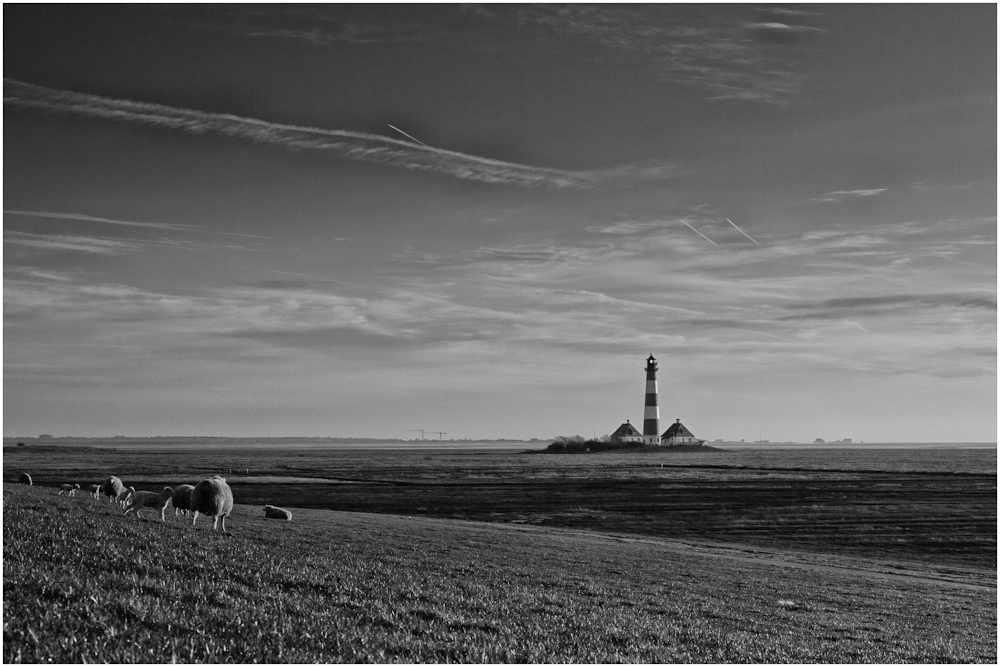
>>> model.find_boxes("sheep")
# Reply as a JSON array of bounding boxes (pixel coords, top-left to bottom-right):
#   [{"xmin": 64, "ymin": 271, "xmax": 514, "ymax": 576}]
[
  {"xmin": 263, "ymin": 505, "xmax": 292, "ymax": 521},
  {"xmin": 101, "ymin": 476, "xmax": 124, "ymax": 504},
  {"xmin": 58, "ymin": 483, "xmax": 81, "ymax": 496},
  {"xmin": 171, "ymin": 483, "xmax": 195, "ymax": 519},
  {"xmin": 122, "ymin": 487, "xmax": 175, "ymax": 522},
  {"xmin": 189, "ymin": 476, "xmax": 234, "ymax": 532},
  {"xmin": 89, "ymin": 484, "xmax": 101, "ymax": 499},
  {"xmin": 18, "ymin": 472, "xmax": 32, "ymax": 486},
  {"xmin": 116, "ymin": 486, "xmax": 136, "ymax": 507}
]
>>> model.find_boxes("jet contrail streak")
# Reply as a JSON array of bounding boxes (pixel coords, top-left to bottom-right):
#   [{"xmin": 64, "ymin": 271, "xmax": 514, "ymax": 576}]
[
  {"xmin": 726, "ymin": 218, "xmax": 762, "ymax": 247},
  {"xmin": 679, "ymin": 219, "xmax": 718, "ymax": 246},
  {"xmin": 387, "ymin": 124, "xmax": 428, "ymax": 147}
]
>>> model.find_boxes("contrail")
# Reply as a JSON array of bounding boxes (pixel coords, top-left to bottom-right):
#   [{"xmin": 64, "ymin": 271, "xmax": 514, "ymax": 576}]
[
  {"xmin": 726, "ymin": 218, "xmax": 762, "ymax": 247},
  {"xmin": 4, "ymin": 78, "xmax": 594, "ymax": 189},
  {"xmin": 679, "ymin": 219, "xmax": 718, "ymax": 246},
  {"xmin": 387, "ymin": 124, "xmax": 428, "ymax": 147}
]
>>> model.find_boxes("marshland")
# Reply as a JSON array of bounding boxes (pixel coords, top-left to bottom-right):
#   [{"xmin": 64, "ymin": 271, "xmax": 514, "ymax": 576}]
[{"xmin": 2, "ymin": 440, "xmax": 995, "ymax": 662}]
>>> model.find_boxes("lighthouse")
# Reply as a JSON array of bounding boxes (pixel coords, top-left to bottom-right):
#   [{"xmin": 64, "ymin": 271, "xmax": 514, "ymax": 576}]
[{"xmin": 642, "ymin": 354, "xmax": 661, "ymax": 445}]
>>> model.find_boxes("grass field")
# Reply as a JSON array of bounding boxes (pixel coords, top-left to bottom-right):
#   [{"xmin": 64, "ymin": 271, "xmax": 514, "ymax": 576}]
[
  {"xmin": 3, "ymin": 443, "xmax": 996, "ymax": 662},
  {"xmin": 4, "ymin": 483, "xmax": 996, "ymax": 663}
]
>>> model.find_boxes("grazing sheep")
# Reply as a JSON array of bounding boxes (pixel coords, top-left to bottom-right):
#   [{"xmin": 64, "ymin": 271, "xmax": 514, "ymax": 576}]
[
  {"xmin": 263, "ymin": 505, "xmax": 292, "ymax": 521},
  {"xmin": 58, "ymin": 483, "xmax": 81, "ymax": 496},
  {"xmin": 171, "ymin": 483, "xmax": 196, "ymax": 519},
  {"xmin": 101, "ymin": 476, "xmax": 124, "ymax": 504},
  {"xmin": 18, "ymin": 472, "xmax": 32, "ymax": 486},
  {"xmin": 189, "ymin": 476, "xmax": 234, "ymax": 532},
  {"xmin": 123, "ymin": 487, "xmax": 175, "ymax": 522},
  {"xmin": 89, "ymin": 484, "xmax": 101, "ymax": 499}
]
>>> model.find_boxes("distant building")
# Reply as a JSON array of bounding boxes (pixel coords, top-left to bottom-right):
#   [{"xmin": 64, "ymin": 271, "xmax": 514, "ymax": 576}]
[
  {"xmin": 609, "ymin": 420, "xmax": 643, "ymax": 443},
  {"xmin": 661, "ymin": 419, "xmax": 705, "ymax": 446},
  {"xmin": 814, "ymin": 438, "xmax": 825, "ymax": 443}
]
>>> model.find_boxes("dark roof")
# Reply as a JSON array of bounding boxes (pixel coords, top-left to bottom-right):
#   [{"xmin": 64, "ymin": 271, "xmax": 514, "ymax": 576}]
[
  {"xmin": 610, "ymin": 421, "xmax": 642, "ymax": 440},
  {"xmin": 662, "ymin": 421, "xmax": 697, "ymax": 439}
]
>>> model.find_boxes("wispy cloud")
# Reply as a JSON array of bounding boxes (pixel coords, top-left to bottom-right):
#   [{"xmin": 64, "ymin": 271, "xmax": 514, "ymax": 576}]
[
  {"xmin": 180, "ymin": 5, "xmax": 439, "ymax": 46},
  {"xmin": 4, "ymin": 78, "xmax": 594, "ymax": 188},
  {"xmin": 783, "ymin": 293, "xmax": 997, "ymax": 319},
  {"xmin": 3, "ymin": 231, "xmax": 146, "ymax": 255},
  {"xmin": 4, "ymin": 209, "xmax": 195, "ymax": 231},
  {"xmin": 3, "ymin": 229, "xmax": 266, "ymax": 257},
  {"xmin": 811, "ymin": 188, "xmax": 889, "ymax": 203},
  {"xmin": 474, "ymin": 5, "xmax": 822, "ymax": 104}
]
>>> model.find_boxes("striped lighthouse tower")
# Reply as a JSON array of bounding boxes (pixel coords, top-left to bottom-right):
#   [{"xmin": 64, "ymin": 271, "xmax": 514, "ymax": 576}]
[{"xmin": 642, "ymin": 354, "xmax": 661, "ymax": 445}]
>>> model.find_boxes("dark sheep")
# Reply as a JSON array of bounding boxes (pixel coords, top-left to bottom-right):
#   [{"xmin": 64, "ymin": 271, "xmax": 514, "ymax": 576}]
[
  {"xmin": 18, "ymin": 472, "xmax": 32, "ymax": 486},
  {"xmin": 172, "ymin": 484, "xmax": 196, "ymax": 518},
  {"xmin": 101, "ymin": 476, "xmax": 125, "ymax": 504}
]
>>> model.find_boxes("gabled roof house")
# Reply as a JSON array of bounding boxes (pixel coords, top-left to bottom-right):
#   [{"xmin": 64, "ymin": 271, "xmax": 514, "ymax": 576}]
[
  {"xmin": 661, "ymin": 419, "xmax": 704, "ymax": 446},
  {"xmin": 609, "ymin": 420, "xmax": 643, "ymax": 443}
]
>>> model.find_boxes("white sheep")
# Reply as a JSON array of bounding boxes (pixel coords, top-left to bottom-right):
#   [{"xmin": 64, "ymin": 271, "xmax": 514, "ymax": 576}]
[
  {"xmin": 18, "ymin": 472, "xmax": 32, "ymax": 486},
  {"xmin": 88, "ymin": 484, "xmax": 101, "ymax": 499},
  {"xmin": 171, "ymin": 483, "xmax": 195, "ymax": 519},
  {"xmin": 58, "ymin": 483, "xmax": 81, "ymax": 496},
  {"xmin": 189, "ymin": 476, "xmax": 234, "ymax": 532},
  {"xmin": 263, "ymin": 505, "xmax": 292, "ymax": 521},
  {"xmin": 101, "ymin": 476, "xmax": 124, "ymax": 504},
  {"xmin": 122, "ymin": 487, "xmax": 175, "ymax": 522}
]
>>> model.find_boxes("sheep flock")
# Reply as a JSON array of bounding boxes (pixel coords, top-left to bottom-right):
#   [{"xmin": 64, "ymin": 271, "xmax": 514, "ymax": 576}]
[{"xmin": 13, "ymin": 473, "xmax": 296, "ymax": 534}]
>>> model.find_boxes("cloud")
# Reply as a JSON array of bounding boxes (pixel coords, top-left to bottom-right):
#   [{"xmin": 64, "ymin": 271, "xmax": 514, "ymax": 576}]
[
  {"xmin": 4, "ymin": 78, "xmax": 594, "ymax": 189},
  {"xmin": 811, "ymin": 188, "xmax": 889, "ymax": 203},
  {"xmin": 3, "ymin": 231, "xmax": 145, "ymax": 255},
  {"xmin": 784, "ymin": 293, "xmax": 997, "ymax": 319},
  {"xmin": 3, "ymin": 228, "xmax": 267, "ymax": 257},
  {"xmin": 179, "ymin": 5, "xmax": 439, "ymax": 46},
  {"xmin": 475, "ymin": 5, "xmax": 821, "ymax": 104},
  {"xmin": 3, "ymin": 209, "xmax": 195, "ymax": 231}
]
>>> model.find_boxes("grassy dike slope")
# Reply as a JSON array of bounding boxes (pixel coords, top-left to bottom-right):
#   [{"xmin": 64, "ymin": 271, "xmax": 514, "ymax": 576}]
[{"xmin": 3, "ymin": 483, "xmax": 995, "ymax": 663}]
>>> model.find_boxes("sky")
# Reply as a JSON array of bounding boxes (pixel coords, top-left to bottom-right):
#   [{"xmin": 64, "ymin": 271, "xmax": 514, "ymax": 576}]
[{"xmin": 3, "ymin": 4, "xmax": 996, "ymax": 442}]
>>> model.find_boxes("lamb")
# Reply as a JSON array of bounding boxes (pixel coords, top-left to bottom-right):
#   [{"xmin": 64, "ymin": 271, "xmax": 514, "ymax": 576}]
[
  {"xmin": 58, "ymin": 483, "xmax": 81, "ymax": 496},
  {"xmin": 122, "ymin": 487, "xmax": 175, "ymax": 522},
  {"xmin": 171, "ymin": 483, "xmax": 195, "ymax": 519},
  {"xmin": 263, "ymin": 505, "xmax": 292, "ymax": 521},
  {"xmin": 116, "ymin": 486, "xmax": 136, "ymax": 507},
  {"xmin": 101, "ymin": 476, "xmax": 124, "ymax": 504},
  {"xmin": 89, "ymin": 484, "xmax": 101, "ymax": 499},
  {"xmin": 18, "ymin": 472, "xmax": 32, "ymax": 486},
  {"xmin": 189, "ymin": 476, "xmax": 234, "ymax": 532}
]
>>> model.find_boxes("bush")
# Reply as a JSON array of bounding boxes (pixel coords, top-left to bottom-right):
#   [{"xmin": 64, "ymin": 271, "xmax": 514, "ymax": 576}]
[{"xmin": 545, "ymin": 438, "xmax": 646, "ymax": 454}]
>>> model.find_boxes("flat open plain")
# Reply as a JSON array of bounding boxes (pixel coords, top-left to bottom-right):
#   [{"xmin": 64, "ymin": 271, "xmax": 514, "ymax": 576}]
[{"xmin": 3, "ymin": 442, "xmax": 996, "ymax": 662}]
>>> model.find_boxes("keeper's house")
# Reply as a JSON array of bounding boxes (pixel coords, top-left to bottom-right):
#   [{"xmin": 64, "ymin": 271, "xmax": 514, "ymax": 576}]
[
  {"xmin": 661, "ymin": 419, "xmax": 704, "ymax": 446},
  {"xmin": 609, "ymin": 420, "xmax": 644, "ymax": 443}
]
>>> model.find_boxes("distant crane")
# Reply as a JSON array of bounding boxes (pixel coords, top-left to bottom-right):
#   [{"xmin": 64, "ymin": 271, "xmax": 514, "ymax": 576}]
[
  {"xmin": 406, "ymin": 429, "xmax": 425, "ymax": 440},
  {"xmin": 428, "ymin": 431, "xmax": 447, "ymax": 440}
]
